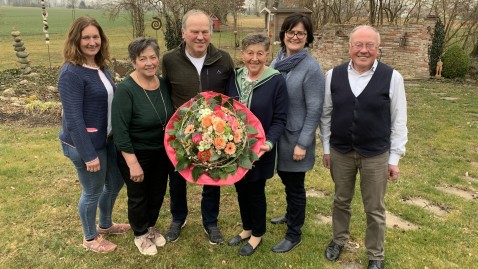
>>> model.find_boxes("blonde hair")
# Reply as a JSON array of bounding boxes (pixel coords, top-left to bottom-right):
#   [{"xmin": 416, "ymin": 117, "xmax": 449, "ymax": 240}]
[
  {"xmin": 349, "ymin": 25, "xmax": 381, "ymax": 45},
  {"xmin": 182, "ymin": 9, "xmax": 213, "ymax": 33}
]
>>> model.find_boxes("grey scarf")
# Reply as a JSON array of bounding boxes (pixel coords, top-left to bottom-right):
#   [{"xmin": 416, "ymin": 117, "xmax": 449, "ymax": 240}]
[{"xmin": 274, "ymin": 47, "xmax": 308, "ymax": 78}]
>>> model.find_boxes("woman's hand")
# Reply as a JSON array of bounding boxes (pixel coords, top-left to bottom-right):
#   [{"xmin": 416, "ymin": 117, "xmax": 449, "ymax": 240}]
[
  {"xmin": 85, "ymin": 157, "xmax": 100, "ymax": 172},
  {"xmin": 258, "ymin": 144, "xmax": 271, "ymax": 158},
  {"xmin": 128, "ymin": 162, "xmax": 144, "ymax": 182},
  {"xmin": 121, "ymin": 152, "xmax": 144, "ymax": 182},
  {"xmin": 293, "ymin": 145, "xmax": 306, "ymax": 161}
]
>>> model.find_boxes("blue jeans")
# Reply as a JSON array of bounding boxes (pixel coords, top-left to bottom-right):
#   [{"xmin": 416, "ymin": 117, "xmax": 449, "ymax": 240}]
[{"xmin": 62, "ymin": 138, "xmax": 124, "ymax": 240}]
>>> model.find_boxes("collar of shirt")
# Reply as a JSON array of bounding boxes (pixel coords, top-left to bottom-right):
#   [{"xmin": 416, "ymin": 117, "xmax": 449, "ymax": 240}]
[{"xmin": 347, "ymin": 59, "xmax": 378, "ymax": 97}]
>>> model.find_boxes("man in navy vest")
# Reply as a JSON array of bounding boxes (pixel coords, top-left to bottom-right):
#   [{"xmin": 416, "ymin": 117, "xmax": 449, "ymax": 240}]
[{"xmin": 320, "ymin": 25, "xmax": 408, "ymax": 269}]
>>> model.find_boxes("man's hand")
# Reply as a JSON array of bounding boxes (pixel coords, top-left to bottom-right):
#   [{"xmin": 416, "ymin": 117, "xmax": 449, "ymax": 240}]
[
  {"xmin": 388, "ymin": 164, "xmax": 400, "ymax": 181},
  {"xmin": 322, "ymin": 154, "xmax": 330, "ymax": 169}
]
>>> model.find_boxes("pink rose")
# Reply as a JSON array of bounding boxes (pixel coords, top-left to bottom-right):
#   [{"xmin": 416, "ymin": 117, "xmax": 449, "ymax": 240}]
[{"xmin": 192, "ymin": 133, "xmax": 203, "ymax": 145}]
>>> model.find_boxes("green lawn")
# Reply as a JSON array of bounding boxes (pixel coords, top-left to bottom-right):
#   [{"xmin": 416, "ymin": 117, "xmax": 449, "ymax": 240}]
[
  {"xmin": 1, "ymin": 80, "xmax": 477, "ymax": 268},
  {"xmin": 0, "ymin": 6, "xmax": 263, "ymax": 71}
]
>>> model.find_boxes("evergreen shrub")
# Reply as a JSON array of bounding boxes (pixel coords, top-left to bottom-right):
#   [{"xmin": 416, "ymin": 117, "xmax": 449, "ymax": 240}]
[{"xmin": 442, "ymin": 45, "xmax": 470, "ymax": 79}]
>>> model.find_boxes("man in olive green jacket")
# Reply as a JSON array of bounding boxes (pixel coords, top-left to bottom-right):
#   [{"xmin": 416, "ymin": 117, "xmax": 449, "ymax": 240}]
[{"xmin": 161, "ymin": 9, "xmax": 234, "ymax": 245}]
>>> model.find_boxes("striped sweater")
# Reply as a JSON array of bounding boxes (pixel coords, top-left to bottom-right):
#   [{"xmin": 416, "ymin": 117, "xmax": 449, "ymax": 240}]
[{"xmin": 58, "ymin": 62, "xmax": 116, "ymax": 163}]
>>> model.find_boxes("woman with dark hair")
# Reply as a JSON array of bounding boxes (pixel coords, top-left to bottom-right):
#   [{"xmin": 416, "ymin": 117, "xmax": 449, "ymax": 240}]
[
  {"xmin": 58, "ymin": 16, "xmax": 130, "ymax": 253},
  {"xmin": 270, "ymin": 13, "xmax": 325, "ymax": 253},
  {"xmin": 226, "ymin": 33, "xmax": 288, "ymax": 256},
  {"xmin": 112, "ymin": 37, "xmax": 174, "ymax": 256}
]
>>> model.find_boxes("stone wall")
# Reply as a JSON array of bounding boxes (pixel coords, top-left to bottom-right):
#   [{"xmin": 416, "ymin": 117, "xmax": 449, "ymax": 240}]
[{"xmin": 311, "ymin": 19, "xmax": 436, "ymax": 79}]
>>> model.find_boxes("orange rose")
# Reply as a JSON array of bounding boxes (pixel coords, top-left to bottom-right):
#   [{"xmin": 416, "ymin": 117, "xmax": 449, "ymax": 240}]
[
  {"xmin": 213, "ymin": 136, "xmax": 226, "ymax": 149},
  {"xmin": 233, "ymin": 130, "xmax": 242, "ymax": 143},
  {"xmin": 201, "ymin": 116, "xmax": 212, "ymax": 128},
  {"xmin": 224, "ymin": 142, "xmax": 236, "ymax": 155},
  {"xmin": 231, "ymin": 119, "xmax": 240, "ymax": 130},
  {"xmin": 213, "ymin": 119, "xmax": 226, "ymax": 134},
  {"xmin": 184, "ymin": 124, "xmax": 195, "ymax": 135}
]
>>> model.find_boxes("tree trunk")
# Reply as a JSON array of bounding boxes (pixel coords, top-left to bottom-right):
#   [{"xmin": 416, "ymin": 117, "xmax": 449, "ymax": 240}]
[
  {"xmin": 471, "ymin": 43, "xmax": 478, "ymax": 57},
  {"xmin": 369, "ymin": 0, "xmax": 376, "ymax": 25}
]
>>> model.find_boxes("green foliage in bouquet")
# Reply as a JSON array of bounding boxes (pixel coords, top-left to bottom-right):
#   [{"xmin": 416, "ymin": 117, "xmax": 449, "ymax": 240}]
[{"xmin": 167, "ymin": 94, "xmax": 259, "ymax": 181}]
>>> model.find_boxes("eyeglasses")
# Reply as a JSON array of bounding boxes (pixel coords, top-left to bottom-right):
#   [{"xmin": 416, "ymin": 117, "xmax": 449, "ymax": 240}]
[
  {"xmin": 285, "ymin": 31, "xmax": 307, "ymax": 39},
  {"xmin": 350, "ymin": 42, "xmax": 378, "ymax": 50}
]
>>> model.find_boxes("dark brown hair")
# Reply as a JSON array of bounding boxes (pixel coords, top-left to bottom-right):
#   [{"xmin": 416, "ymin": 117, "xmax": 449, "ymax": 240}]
[
  {"xmin": 241, "ymin": 33, "xmax": 270, "ymax": 51},
  {"xmin": 279, "ymin": 13, "xmax": 314, "ymax": 48},
  {"xmin": 63, "ymin": 16, "xmax": 110, "ymax": 68},
  {"xmin": 128, "ymin": 37, "xmax": 160, "ymax": 62}
]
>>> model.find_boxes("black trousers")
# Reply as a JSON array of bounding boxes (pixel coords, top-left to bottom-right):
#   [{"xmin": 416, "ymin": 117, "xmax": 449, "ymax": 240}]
[
  {"xmin": 277, "ymin": 170, "xmax": 306, "ymax": 242},
  {"xmin": 169, "ymin": 171, "xmax": 220, "ymax": 228},
  {"xmin": 235, "ymin": 178, "xmax": 267, "ymax": 237},
  {"xmin": 118, "ymin": 148, "xmax": 172, "ymax": 236}
]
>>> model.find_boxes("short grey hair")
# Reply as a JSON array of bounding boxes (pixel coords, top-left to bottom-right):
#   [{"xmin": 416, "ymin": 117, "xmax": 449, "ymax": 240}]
[
  {"xmin": 241, "ymin": 33, "xmax": 270, "ymax": 51},
  {"xmin": 181, "ymin": 9, "xmax": 213, "ymax": 34},
  {"xmin": 349, "ymin": 25, "xmax": 381, "ymax": 45},
  {"xmin": 127, "ymin": 37, "xmax": 160, "ymax": 61}
]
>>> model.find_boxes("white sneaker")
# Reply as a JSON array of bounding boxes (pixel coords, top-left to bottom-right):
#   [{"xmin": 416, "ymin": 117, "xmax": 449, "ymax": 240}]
[
  {"xmin": 134, "ymin": 234, "xmax": 157, "ymax": 255},
  {"xmin": 148, "ymin": 227, "xmax": 166, "ymax": 247}
]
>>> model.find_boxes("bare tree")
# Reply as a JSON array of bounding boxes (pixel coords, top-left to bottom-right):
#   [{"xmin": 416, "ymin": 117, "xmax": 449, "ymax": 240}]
[
  {"xmin": 66, "ymin": 0, "xmax": 78, "ymax": 8},
  {"xmin": 227, "ymin": 0, "xmax": 246, "ymax": 31},
  {"xmin": 148, "ymin": 0, "xmax": 246, "ymax": 50},
  {"xmin": 67, "ymin": 0, "xmax": 78, "ymax": 19},
  {"xmin": 400, "ymin": 0, "xmax": 425, "ymax": 24},
  {"xmin": 149, "ymin": 0, "xmax": 200, "ymax": 50},
  {"xmin": 106, "ymin": 0, "xmax": 151, "ymax": 38},
  {"xmin": 382, "ymin": 0, "xmax": 408, "ymax": 24},
  {"xmin": 433, "ymin": 0, "xmax": 478, "ymax": 50}
]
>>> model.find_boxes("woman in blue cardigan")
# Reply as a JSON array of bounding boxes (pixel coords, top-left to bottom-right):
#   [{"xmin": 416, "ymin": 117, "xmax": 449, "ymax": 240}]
[
  {"xmin": 58, "ymin": 17, "xmax": 129, "ymax": 253},
  {"xmin": 225, "ymin": 33, "xmax": 288, "ymax": 256}
]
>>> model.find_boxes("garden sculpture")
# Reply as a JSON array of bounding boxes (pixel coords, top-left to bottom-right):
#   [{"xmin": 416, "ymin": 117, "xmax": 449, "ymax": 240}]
[{"xmin": 11, "ymin": 30, "xmax": 32, "ymax": 74}]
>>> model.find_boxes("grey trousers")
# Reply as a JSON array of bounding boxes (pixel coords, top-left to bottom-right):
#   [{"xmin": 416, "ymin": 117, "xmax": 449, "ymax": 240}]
[{"xmin": 330, "ymin": 148, "xmax": 389, "ymax": 260}]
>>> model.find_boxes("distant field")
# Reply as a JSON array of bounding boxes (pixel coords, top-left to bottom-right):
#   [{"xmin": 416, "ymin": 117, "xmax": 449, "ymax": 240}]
[
  {"xmin": 0, "ymin": 6, "xmax": 133, "ymax": 70},
  {"xmin": 0, "ymin": 6, "xmax": 265, "ymax": 71}
]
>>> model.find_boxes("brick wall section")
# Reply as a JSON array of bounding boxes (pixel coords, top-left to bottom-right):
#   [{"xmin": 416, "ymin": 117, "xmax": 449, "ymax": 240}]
[{"xmin": 311, "ymin": 20, "xmax": 436, "ymax": 79}]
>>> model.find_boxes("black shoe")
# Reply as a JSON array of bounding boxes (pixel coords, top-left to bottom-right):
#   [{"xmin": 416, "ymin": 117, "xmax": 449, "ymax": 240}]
[
  {"xmin": 324, "ymin": 240, "xmax": 344, "ymax": 261},
  {"xmin": 165, "ymin": 220, "xmax": 186, "ymax": 242},
  {"xmin": 204, "ymin": 226, "xmax": 224, "ymax": 245},
  {"xmin": 238, "ymin": 240, "xmax": 262, "ymax": 256},
  {"xmin": 228, "ymin": 235, "xmax": 250, "ymax": 246},
  {"xmin": 368, "ymin": 260, "xmax": 384, "ymax": 269},
  {"xmin": 270, "ymin": 215, "xmax": 287, "ymax": 224},
  {"xmin": 271, "ymin": 239, "xmax": 302, "ymax": 253}
]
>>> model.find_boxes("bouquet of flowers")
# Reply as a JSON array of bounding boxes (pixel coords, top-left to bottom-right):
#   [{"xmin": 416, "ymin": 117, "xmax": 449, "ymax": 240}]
[{"xmin": 164, "ymin": 92, "xmax": 265, "ymax": 186}]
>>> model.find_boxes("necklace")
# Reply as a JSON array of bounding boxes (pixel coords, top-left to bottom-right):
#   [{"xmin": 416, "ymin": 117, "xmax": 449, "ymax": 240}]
[
  {"xmin": 135, "ymin": 73, "xmax": 168, "ymax": 130},
  {"xmin": 82, "ymin": 63, "xmax": 99, "ymax": 69}
]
